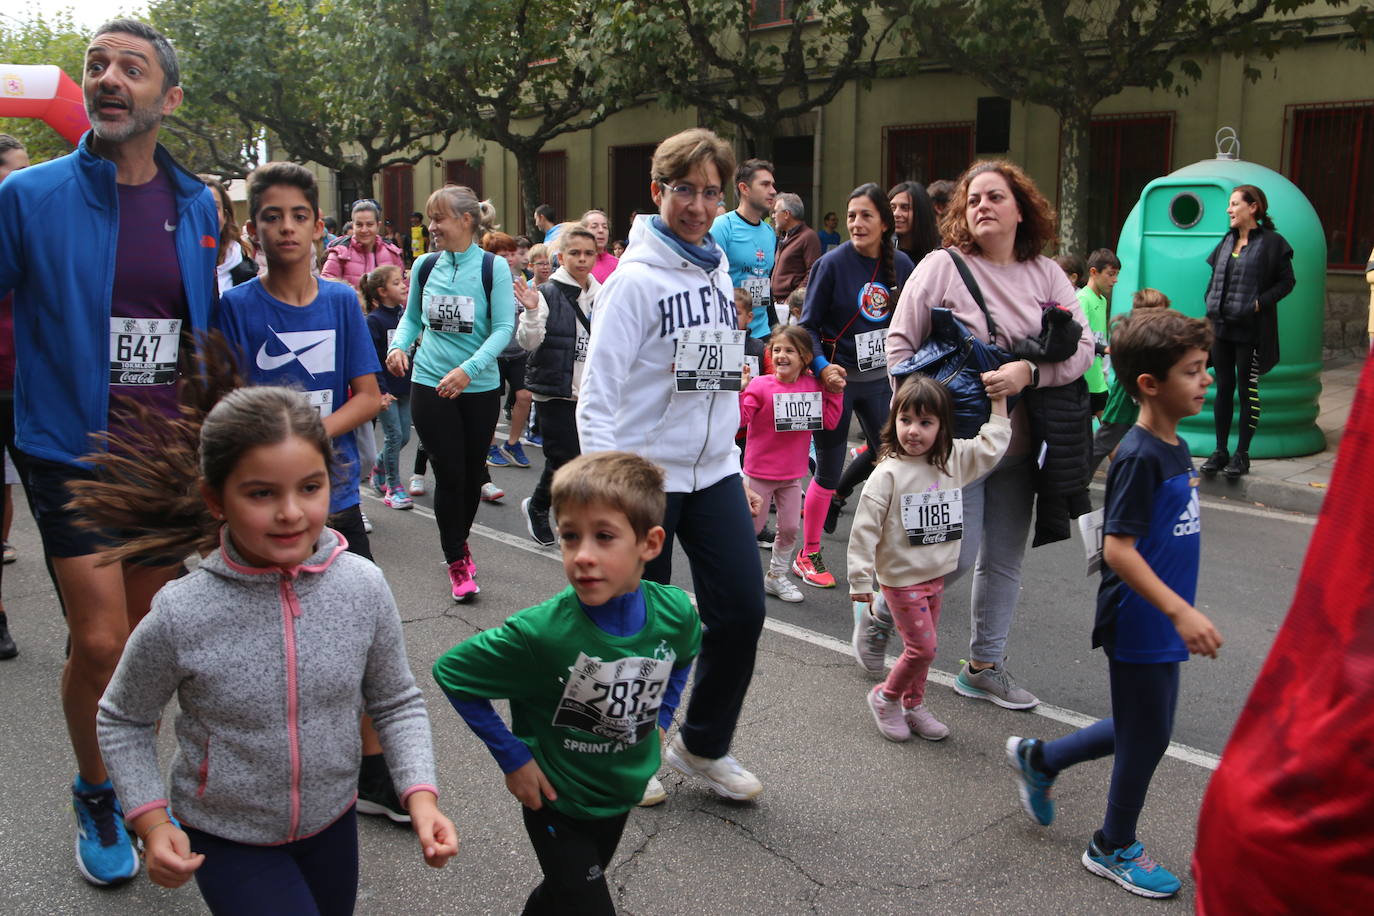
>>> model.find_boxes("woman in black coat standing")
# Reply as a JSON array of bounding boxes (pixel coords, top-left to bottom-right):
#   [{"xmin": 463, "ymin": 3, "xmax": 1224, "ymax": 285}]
[{"xmin": 1201, "ymin": 184, "xmax": 1294, "ymax": 479}]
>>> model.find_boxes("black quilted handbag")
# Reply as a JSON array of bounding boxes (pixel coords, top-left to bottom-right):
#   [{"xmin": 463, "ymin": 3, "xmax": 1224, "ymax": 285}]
[{"xmin": 890, "ymin": 307, "xmax": 1018, "ymax": 438}]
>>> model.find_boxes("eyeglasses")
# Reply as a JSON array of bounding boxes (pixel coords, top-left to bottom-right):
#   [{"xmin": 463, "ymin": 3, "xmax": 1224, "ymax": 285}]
[{"xmin": 658, "ymin": 182, "xmax": 724, "ymax": 205}]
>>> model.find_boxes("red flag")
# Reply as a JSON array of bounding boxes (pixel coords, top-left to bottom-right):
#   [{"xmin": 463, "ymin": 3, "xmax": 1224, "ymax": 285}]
[{"xmin": 1193, "ymin": 357, "xmax": 1374, "ymax": 912}]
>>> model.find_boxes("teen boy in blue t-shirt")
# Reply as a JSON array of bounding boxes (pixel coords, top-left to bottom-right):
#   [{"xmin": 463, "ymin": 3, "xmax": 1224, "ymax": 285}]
[
  {"xmin": 215, "ymin": 162, "xmax": 382, "ymax": 558},
  {"xmin": 1004, "ymin": 308, "xmax": 1223, "ymax": 900}
]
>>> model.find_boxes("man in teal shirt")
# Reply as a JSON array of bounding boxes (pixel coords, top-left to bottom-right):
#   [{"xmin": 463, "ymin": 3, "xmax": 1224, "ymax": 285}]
[{"xmin": 711, "ymin": 158, "xmax": 777, "ymax": 339}]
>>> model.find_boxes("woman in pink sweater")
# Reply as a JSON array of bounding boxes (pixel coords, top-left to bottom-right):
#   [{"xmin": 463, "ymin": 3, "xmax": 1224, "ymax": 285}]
[
  {"xmin": 738, "ymin": 325, "xmax": 843, "ymax": 603},
  {"xmin": 322, "ymin": 198, "xmax": 405, "ymax": 290},
  {"xmin": 885, "ymin": 160, "xmax": 1093, "ymax": 712}
]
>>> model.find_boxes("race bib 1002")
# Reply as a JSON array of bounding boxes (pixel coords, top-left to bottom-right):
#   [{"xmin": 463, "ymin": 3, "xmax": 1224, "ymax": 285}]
[
  {"xmin": 109, "ymin": 317, "xmax": 181, "ymax": 386},
  {"xmin": 773, "ymin": 390, "xmax": 823, "ymax": 432},
  {"xmin": 552, "ymin": 651, "xmax": 675, "ymax": 745},
  {"xmin": 426, "ymin": 294, "xmax": 475, "ymax": 334},
  {"xmin": 854, "ymin": 328, "xmax": 887, "ymax": 372},
  {"xmin": 674, "ymin": 328, "xmax": 745, "ymax": 392},
  {"xmin": 901, "ymin": 488, "xmax": 963, "ymax": 545}
]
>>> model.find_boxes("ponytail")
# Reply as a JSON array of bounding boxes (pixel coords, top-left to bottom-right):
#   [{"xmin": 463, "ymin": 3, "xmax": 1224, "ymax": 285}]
[
  {"xmin": 359, "ymin": 264, "xmax": 401, "ymax": 314},
  {"xmin": 848, "ymin": 182, "xmax": 897, "ymax": 288}
]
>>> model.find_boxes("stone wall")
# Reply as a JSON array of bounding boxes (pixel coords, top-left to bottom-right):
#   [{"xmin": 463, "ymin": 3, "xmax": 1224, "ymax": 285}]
[{"xmin": 1326, "ymin": 274, "xmax": 1372, "ymax": 357}]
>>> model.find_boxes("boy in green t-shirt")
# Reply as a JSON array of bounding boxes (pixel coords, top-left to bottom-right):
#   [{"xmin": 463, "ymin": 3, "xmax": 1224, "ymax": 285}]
[
  {"xmin": 1089, "ymin": 288, "xmax": 1172, "ymax": 476},
  {"xmin": 1078, "ymin": 248, "xmax": 1121, "ymax": 417},
  {"xmin": 433, "ymin": 451, "xmax": 701, "ymax": 913}
]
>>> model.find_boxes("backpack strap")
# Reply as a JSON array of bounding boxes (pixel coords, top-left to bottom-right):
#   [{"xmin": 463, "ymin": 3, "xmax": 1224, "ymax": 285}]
[
  {"xmin": 945, "ymin": 248, "xmax": 1003, "ymax": 346},
  {"xmin": 416, "ymin": 251, "xmax": 440, "ymax": 292},
  {"xmin": 482, "ymin": 251, "xmax": 494, "ymax": 315}
]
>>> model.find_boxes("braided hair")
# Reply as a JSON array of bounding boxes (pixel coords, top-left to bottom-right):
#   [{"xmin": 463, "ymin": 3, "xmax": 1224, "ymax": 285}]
[{"xmin": 848, "ymin": 182, "xmax": 896, "ymax": 289}]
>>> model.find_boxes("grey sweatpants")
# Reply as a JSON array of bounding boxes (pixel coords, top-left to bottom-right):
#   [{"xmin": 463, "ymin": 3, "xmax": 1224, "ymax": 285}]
[{"xmin": 947, "ymin": 452, "xmax": 1036, "ymax": 664}]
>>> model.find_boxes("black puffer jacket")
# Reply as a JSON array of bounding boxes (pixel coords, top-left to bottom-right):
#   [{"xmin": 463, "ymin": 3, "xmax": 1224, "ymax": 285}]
[
  {"xmin": 1204, "ymin": 227, "xmax": 1294, "ymax": 368},
  {"xmin": 1022, "ymin": 378, "xmax": 1093, "ymax": 547},
  {"xmin": 525, "ymin": 278, "xmax": 589, "ymax": 399}
]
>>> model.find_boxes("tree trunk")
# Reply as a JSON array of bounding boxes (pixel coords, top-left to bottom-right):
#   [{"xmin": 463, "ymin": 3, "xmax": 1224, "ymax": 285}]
[
  {"xmin": 1057, "ymin": 107, "xmax": 1090, "ymax": 258},
  {"xmin": 514, "ymin": 147, "xmax": 543, "ymax": 237}
]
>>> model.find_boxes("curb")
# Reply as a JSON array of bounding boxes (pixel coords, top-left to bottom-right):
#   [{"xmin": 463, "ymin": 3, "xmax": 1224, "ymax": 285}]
[{"xmin": 1195, "ymin": 474, "xmax": 1326, "ymax": 516}]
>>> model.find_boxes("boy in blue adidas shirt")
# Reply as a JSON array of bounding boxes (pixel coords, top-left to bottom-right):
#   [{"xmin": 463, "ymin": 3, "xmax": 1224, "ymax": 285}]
[
  {"xmin": 1005, "ymin": 308, "xmax": 1223, "ymax": 900},
  {"xmin": 214, "ymin": 162, "xmax": 382, "ymax": 557}
]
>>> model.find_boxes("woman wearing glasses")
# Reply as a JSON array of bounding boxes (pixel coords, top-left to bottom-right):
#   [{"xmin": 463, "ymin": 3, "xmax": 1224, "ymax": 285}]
[
  {"xmin": 794, "ymin": 183, "xmax": 915, "ymax": 589},
  {"xmin": 578, "ymin": 128, "xmax": 767, "ymax": 804},
  {"xmin": 323, "ymin": 197, "xmax": 405, "ymax": 289}
]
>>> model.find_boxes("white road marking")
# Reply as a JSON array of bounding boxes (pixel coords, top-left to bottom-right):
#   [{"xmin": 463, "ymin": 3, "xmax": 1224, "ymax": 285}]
[{"xmin": 370, "ymin": 493, "xmax": 1222, "ymax": 771}]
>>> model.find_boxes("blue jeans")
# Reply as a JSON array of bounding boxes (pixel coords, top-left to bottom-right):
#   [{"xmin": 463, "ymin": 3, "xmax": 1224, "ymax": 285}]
[{"xmin": 376, "ymin": 391, "xmax": 412, "ymax": 491}]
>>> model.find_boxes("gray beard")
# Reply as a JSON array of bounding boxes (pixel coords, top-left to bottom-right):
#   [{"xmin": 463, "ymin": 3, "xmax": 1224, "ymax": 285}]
[{"xmin": 85, "ymin": 101, "xmax": 164, "ymax": 144}]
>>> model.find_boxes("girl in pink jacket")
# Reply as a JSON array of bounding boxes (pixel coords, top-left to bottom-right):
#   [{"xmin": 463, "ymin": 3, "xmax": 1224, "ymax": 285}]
[{"xmin": 738, "ymin": 325, "xmax": 843, "ymax": 603}]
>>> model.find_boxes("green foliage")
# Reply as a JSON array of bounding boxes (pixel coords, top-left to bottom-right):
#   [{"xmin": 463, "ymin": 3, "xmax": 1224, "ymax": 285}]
[
  {"xmin": 593, "ymin": 0, "xmax": 899, "ymax": 158},
  {"xmin": 408, "ymin": 0, "xmax": 643, "ymax": 225},
  {"xmin": 151, "ymin": 0, "xmax": 458, "ymax": 189}
]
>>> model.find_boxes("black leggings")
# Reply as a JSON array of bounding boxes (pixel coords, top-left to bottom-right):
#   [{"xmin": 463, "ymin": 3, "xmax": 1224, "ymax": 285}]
[
  {"xmin": 520, "ymin": 805, "xmax": 628, "ymax": 916},
  {"xmin": 810, "ymin": 375, "xmax": 891, "ymax": 490},
  {"xmin": 410, "ymin": 384, "xmax": 500, "ymax": 564},
  {"xmin": 1211, "ymin": 339, "xmax": 1260, "ymax": 453},
  {"xmin": 529, "ymin": 399, "xmax": 580, "ymax": 516}
]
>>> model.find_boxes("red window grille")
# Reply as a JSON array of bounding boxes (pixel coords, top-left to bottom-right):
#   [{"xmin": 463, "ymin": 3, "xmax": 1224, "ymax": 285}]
[
  {"xmin": 1084, "ymin": 113, "xmax": 1173, "ymax": 253},
  {"xmin": 751, "ymin": 1, "xmax": 793, "ymax": 27},
  {"xmin": 381, "ymin": 164, "xmax": 413, "ymax": 233},
  {"xmin": 520, "ymin": 151, "xmax": 567, "ymax": 236},
  {"xmin": 1286, "ymin": 101, "xmax": 1374, "ymax": 270},
  {"xmin": 445, "ymin": 159, "xmax": 484, "ymax": 197},
  {"xmin": 883, "ymin": 122, "xmax": 974, "ymax": 191}
]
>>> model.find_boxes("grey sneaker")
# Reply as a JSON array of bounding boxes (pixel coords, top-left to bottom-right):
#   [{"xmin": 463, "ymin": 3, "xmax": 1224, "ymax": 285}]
[
  {"xmin": 850, "ymin": 596, "xmax": 893, "ymax": 676},
  {"xmin": 953, "ymin": 661, "xmax": 1039, "ymax": 710},
  {"xmin": 904, "ymin": 704, "xmax": 950, "ymax": 741}
]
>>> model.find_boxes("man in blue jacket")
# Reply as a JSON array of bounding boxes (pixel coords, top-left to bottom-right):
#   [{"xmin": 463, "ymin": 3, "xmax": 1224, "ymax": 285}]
[{"xmin": 0, "ymin": 19, "xmax": 217, "ymax": 887}]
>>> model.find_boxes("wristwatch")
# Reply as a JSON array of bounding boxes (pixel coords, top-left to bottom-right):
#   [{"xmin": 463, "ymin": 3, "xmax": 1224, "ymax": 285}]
[{"xmin": 1024, "ymin": 360, "xmax": 1039, "ymax": 389}]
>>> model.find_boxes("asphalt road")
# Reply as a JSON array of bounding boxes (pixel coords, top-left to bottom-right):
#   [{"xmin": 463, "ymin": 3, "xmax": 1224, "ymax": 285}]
[{"xmin": 0, "ymin": 430, "xmax": 1313, "ymax": 914}]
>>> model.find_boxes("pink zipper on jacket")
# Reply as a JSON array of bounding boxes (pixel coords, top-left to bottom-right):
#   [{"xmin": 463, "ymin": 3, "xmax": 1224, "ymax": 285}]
[{"xmin": 279, "ymin": 575, "xmax": 304, "ymax": 841}]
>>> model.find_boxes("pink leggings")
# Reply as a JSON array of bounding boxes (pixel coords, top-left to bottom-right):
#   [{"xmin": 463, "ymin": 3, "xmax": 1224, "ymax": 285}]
[
  {"xmin": 745, "ymin": 476, "xmax": 802, "ymax": 575},
  {"xmin": 878, "ymin": 579, "xmax": 944, "ymax": 707}
]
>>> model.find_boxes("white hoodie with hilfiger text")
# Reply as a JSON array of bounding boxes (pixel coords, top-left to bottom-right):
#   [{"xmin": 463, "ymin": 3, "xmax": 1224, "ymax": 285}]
[{"xmin": 577, "ymin": 214, "xmax": 742, "ymax": 493}]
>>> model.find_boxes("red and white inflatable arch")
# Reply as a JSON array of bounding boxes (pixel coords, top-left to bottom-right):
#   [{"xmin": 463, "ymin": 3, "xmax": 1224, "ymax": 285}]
[{"xmin": 0, "ymin": 65, "xmax": 87, "ymax": 145}]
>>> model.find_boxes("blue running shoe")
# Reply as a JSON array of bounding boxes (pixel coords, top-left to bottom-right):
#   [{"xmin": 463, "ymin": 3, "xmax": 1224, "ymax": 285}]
[
  {"xmin": 520, "ymin": 432, "xmax": 543, "ymax": 448},
  {"xmin": 72, "ymin": 779, "xmax": 139, "ymax": 886},
  {"xmin": 501, "ymin": 442, "xmax": 531, "ymax": 468},
  {"xmin": 486, "ymin": 445, "xmax": 510, "ymax": 468},
  {"xmin": 1005, "ymin": 736, "xmax": 1056, "ymax": 826},
  {"xmin": 1081, "ymin": 837, "xmax": 1181, "ymax": 898}
]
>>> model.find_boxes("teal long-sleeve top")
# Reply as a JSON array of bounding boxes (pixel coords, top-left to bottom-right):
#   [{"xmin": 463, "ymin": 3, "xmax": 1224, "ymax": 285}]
[{"xmin": 390, "ymin": 245, "xmax": 514, "ymax": 392}]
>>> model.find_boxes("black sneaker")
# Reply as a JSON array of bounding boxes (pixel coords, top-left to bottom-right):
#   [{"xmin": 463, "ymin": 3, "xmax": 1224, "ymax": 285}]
[
  {"xmin": 1199, "ymin": 449, "xmax": 1228, "ymax": 476},
  {"xmin": 823, "ymin": 497, "xmax": 845, "ymax": 535},
  {"xmin": 756, "ymin": 524, "xmax": 776, "ymax": 550},
  {"xmin": 1223, "ymin": 450, "xmax": 1250, "ymax": 479},
  {"xmin": 357, "ymin": 767, "xmax": 411, "ymax": 824},
  {"xmin": 0, "ymin": 612, "xmax": 16, "ymax": 660},
  {"xmin": 521, "ymin": 497, "xmax": 556, "ymax": 547}
]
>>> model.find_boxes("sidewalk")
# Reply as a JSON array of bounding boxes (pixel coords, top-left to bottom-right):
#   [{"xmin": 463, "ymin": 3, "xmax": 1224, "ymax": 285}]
[{"xmin": 1190, "ymin": 355, "xmax": 1362, "ymax": 515}]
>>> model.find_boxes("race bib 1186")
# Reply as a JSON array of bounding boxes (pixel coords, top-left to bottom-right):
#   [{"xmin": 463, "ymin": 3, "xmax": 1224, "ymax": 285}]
[{"xmin": 901, "ymin": 488, "xmax": 963, "ymax": 545}]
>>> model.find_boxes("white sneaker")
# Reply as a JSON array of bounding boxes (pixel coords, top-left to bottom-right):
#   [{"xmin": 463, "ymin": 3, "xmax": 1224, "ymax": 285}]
[
  {"xmin": 637, "ymin": 775, "xmax": 668, "ymax": 807},
  {"xmin": 408, "ymin": 474, "xmax": 426, "ymax": 496},
  {"xmin": 480, "ymin": 481, "xmax": 504, "ymax": 502},
  {"xmin": 361, "ymin": 508, "xmax": 373, "ymax": 533},
  {"xmin": 665, "ymin": 734, "xmax": 762, "ymax": 801},
  {"xmin": 763, "ymin": 572, "xmax": 803, "ymax": 603}
]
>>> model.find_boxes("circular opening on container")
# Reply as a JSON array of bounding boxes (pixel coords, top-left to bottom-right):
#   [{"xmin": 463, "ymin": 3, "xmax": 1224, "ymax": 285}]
[{"xmin": 1169, "ymin": 192, "xmax": 1203, "ymax": 229}]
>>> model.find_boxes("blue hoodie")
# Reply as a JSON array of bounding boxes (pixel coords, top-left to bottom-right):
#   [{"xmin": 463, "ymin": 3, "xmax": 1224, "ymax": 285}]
[{"xmin": 0, "ymin": 132, "xmax": 218, "ymax": 467}]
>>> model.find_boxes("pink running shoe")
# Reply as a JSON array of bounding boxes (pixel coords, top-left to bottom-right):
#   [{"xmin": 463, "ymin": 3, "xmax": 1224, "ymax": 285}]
[{"xmin": 448, "ymin": 554, "xmax": 479, "ymax": 601}]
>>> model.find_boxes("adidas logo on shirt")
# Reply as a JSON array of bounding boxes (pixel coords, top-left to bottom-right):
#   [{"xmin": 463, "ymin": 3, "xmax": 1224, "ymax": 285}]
[{"xmin": 1174, "ymin": 490, "xmax": 1201, "ymax": 537}]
